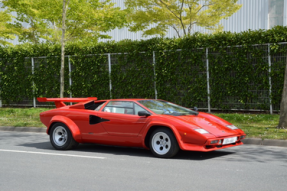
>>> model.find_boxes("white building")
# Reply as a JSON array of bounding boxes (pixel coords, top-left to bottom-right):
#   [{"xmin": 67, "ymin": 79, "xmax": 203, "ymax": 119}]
[
  {"xmin": 3, "ymin": 0, "xmax": 287, "ymax": 44},
  {"xmin": 101, "ymin": 0, "xmax": 287, "ymax": 42}
]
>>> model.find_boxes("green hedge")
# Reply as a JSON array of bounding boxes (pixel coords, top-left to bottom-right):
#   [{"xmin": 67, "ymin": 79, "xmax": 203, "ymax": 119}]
[
  {"xmin": 70, "ymin": 55, "xmax": 110, "ymax": 99},
  {"xmin": 271, "ymin": 44, "xmax": 287, "ymax": 110},
  {"xmin": 110, "ymin": 52, "xmax": 155, "ymax": 99},
  {"xmin": 1, "ymin": 26, "xmax": 287, "ymax": 110},
  {"xmin": 156, "ymin": 49, "xmax": 208, "ymax": 108},
  {"xmin": 208, "ymin": 45, "xmax": 270, "ymax": 110}
]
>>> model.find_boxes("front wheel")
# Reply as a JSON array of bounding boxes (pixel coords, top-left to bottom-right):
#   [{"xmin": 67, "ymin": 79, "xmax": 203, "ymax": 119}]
[
  {"xmin": 149, "ymin": 128, "xmax": 179, "ymax": 158},
  {"xmin": 50, "ymin": 123, "xmax": 79, "ymax": 150}
]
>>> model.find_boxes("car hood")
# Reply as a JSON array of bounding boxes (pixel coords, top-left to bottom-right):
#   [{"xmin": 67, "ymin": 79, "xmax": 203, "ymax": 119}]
[{"xmin": 163, "ymin": 114, "xmax": 237, "ymax": 137}]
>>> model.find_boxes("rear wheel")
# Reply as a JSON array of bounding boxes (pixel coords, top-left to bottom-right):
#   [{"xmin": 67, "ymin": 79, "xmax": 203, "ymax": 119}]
[
  {"xmin": 149, "ymin": 128, "xmax": 179, "ymax": 158},
  {"xmin": 50, "ymin": 123, "xmax": 79, "ymax": 150}
]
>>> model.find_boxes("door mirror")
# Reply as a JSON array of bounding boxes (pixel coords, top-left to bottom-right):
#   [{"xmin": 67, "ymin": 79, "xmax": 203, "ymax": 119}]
[{"xmin": 138, "ymin": 111, "xmax": 150, "ymax": 117}]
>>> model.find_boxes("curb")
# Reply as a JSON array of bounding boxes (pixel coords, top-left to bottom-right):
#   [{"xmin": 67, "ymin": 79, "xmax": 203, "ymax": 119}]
[
  {"xmin": 0, "ymin": 126, "xmax": 46, "ymax": 133},
  {"xmin": 242, "ymin": 138, "xmax": 287, "ymax": 147},
  {"xmin": 1, "ymin": 126, "xmax": 287, "ymax": 148}
]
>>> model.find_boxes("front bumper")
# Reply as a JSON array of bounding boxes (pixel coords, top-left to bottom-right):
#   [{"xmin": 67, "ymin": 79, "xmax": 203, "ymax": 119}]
[{"xmin": 180, "ymin": 135, "xmax": 245, "ymax": 152}]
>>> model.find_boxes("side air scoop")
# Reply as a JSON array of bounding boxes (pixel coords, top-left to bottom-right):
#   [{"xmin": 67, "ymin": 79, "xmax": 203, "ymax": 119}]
[{"xmin": 37, "ymin": 97, "xmax": 98, "ymax": 108}]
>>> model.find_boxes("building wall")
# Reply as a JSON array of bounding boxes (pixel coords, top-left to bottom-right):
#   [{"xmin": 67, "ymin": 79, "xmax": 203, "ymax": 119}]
[
  {"xmin": 219, "ymin": 0, "xmax": 268, "ymax": 32},
  {"xmin": 100, "ymin": 0, "xmax": 287, "ymax": 42},
  {"xmin": 1, "ymin": 0, "xmax": 287, "ymax": 44}
]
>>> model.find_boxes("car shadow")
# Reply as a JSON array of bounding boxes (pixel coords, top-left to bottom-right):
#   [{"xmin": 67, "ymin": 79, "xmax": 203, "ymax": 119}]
[
  {"xmin": 76, "ymin": 144, "xmax": 234, "ymax": 160},
  {"xmin": 19, "ymin": 142, "xmax": 54, "ymax": 150},
  {"xmin": 19, "ymin": 141, "xmax": 234, "ymax": 160},
  {"xmin": 176, "ymin": 150, "xmax": 234, "ymax": 160}
]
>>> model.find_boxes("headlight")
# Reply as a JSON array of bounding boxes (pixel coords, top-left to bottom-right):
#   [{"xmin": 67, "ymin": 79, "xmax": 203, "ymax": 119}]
[
  {"xmin": 194, "ymin": 129, "xmax": 209, "ymax": 134},
  {"xmin": 226, "ymin": 125, "xmax": 238, "ymax": 130}
]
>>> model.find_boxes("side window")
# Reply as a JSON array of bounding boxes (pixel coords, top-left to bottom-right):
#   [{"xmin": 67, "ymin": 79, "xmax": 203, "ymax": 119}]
[
  {"xmin": 103, "ymin": 101, "xmax": 149, "ymax": 115},
  {"xmin": 95, "ymin": 102, "xmax": 106, "ymax": 111},
  {"xmin": 134, "ymin": 103, "xmax": 149, "ymax": 115},
  {"xmin": 103, "ymin": 101, "xmax": 134, "ymax": 114}
]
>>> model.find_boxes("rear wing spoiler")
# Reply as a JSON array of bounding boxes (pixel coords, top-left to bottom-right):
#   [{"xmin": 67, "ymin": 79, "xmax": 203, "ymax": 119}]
[{"xmin": 37, "ymin": 97, "xmax": 98, "ymax": 108}]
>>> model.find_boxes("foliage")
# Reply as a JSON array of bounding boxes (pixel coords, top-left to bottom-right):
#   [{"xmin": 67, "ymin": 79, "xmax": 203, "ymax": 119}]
[
  {"xmin": 270, "ymin": 44, "xmax": 287, "ymax": 111},
  {"xmin": 1, "ymin": 26, "xmax": 287, "ymax": 110},
  {"xmin": 208, "ymin": 45, "xmax": 270, "ymax": 110},
  {"xmin": 70, "ymin": 54, "xmax": 110, "ymax": 99},
  {"xmin": 125, "ymin": 0, "xmax": 242, "ymax": 37},
  {"xmin": 2, "ymin": 0, "xmax": 128, "ymax": 44},
  {"xmin": 111, "ymin": 52, "xmax": 155, "ymax": 99},
  {"xmin": 0, "ymin": 55, "xmax": 32, "ymax": 103},
  {"xmin": 0, "ymin": 9, "xmax": 18, "ymax": 46},
  {"xmin": 1, "ymin": 0, "xmax": 52, "ymax": 44},
  {"xmin": 33, "ymin": 56, "xmax": 70, "ymax": 99},
  {"xmin": 156, "ymin": 48, "xmax": 207, "ymax": 108}
]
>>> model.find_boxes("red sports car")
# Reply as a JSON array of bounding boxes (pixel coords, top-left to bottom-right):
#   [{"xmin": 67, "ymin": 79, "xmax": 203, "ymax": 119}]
[{"xmin": 37, "ymin": 97, "xmax": 246, "ymax": 158}]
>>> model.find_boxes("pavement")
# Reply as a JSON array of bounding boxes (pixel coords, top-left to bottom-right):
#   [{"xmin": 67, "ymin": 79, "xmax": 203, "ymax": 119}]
[
  {"xmin": 2, "ymin": 131, "xmax": 287, "ymax": 190},
  {"xmin": 1, "ymin": 126, "xmax": 287, "ymax": 148}
]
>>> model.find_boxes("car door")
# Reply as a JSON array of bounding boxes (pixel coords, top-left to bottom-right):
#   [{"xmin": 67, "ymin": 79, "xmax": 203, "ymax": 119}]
[
  {"xmin": 98, "ymin": 101, "xmax": 151, "ymax": 137},
  {"xmin": 67, "ymin": 110, "xmax": 108, "ymax": 141}
]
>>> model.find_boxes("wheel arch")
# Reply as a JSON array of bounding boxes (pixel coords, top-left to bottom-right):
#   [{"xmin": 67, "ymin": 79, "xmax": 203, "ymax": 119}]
[
  {"xmin": 143, "ymin": 124, "xmax": 183, "ymax": 149},
  {"xmin": 48, "ymin": 116, "xmax": 82, "ymax": 143}
]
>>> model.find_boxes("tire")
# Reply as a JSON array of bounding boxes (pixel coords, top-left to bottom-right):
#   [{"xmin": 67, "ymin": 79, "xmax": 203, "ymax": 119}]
[
  {"xmin": 50, "ymin": 123, "xmax": 79, "ymax": 150},
  {"xmin": 149, "ymin": 128, "xmax": 179, "ymax": 158}
]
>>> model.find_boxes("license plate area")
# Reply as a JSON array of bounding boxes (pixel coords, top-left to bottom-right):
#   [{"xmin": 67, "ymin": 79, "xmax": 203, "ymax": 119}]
[{"xmin": 222, "ymin": 137, "xmax": 237, "ymax": 145}]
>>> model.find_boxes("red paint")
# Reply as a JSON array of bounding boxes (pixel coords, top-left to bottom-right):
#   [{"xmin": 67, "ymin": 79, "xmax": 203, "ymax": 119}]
[
  {"xmin": 38, "ymin": 98, "xmax": 246, "ymax": 152},
  {"xmin": 37, "ymin": 97, "xmax": 97, "ymax": 108},
  {"xmin": 49, "ymin": 115, "xmax": 82, "ymax": 143}
]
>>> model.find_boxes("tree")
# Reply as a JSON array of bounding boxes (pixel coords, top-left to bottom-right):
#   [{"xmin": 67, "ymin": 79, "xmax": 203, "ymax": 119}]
[
  {"xmin": 2, "ymin": 0, "xmax": 128, "ymax": 97},
  {"xmin": 0, "ymin": 9, "xmax": 18, "ymax": 46},
  {"xmin": 1, "ymin": 0, "xmax": 51, "ymax": 44},
  {"xmin": 278, "ymin": 58, "xmax": 287, "ymax": 128},
  {"xmin": 60, "ymin": 0, "xmax": 69, "ymax": 98},
  {"xmin": 2, "ymin": 0, "xmax": 128, "ymax": 44},
  {"xmin": 125, "ymin": 0, "xmax": 242, "ymax": 38}
]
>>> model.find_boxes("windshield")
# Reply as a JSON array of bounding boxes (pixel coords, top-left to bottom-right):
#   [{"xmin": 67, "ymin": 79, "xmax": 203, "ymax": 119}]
[{"xmin": 138, "ymin": 100, "xmax": 198, "ymax": 116}]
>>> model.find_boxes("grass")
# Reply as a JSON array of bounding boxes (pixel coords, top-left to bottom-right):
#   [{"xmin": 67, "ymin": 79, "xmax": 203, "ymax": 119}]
[
  {"xmin": 0, "ymin": 108, "xmax": 49, "ymax": 128},
  {"xmin": 215, "ymin": 113, "xmax": 287, "ymax": 140},
  {"xmin": 0, "ymin": 108, "xmax": 286, "ymax": 140}
]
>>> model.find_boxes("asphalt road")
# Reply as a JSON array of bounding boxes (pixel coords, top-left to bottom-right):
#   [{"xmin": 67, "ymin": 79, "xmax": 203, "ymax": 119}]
[{"xmin": 0, "ymin": 131, "xmax": 287, "ymax": 191}]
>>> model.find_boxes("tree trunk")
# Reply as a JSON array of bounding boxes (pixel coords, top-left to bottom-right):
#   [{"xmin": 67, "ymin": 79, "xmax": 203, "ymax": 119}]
[
  {"xmin": 278, "ymin": 54, "xmax": 287, "ymax": 128},
  {"xmin": 60, "ymin": 0, "xmax": 69, "ymax": 98}
]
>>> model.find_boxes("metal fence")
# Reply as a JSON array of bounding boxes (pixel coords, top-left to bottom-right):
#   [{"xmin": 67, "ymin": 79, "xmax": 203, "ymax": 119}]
[{"xmin": 0, "ymin": 42, "xmax": 286, "ymax": 113}]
